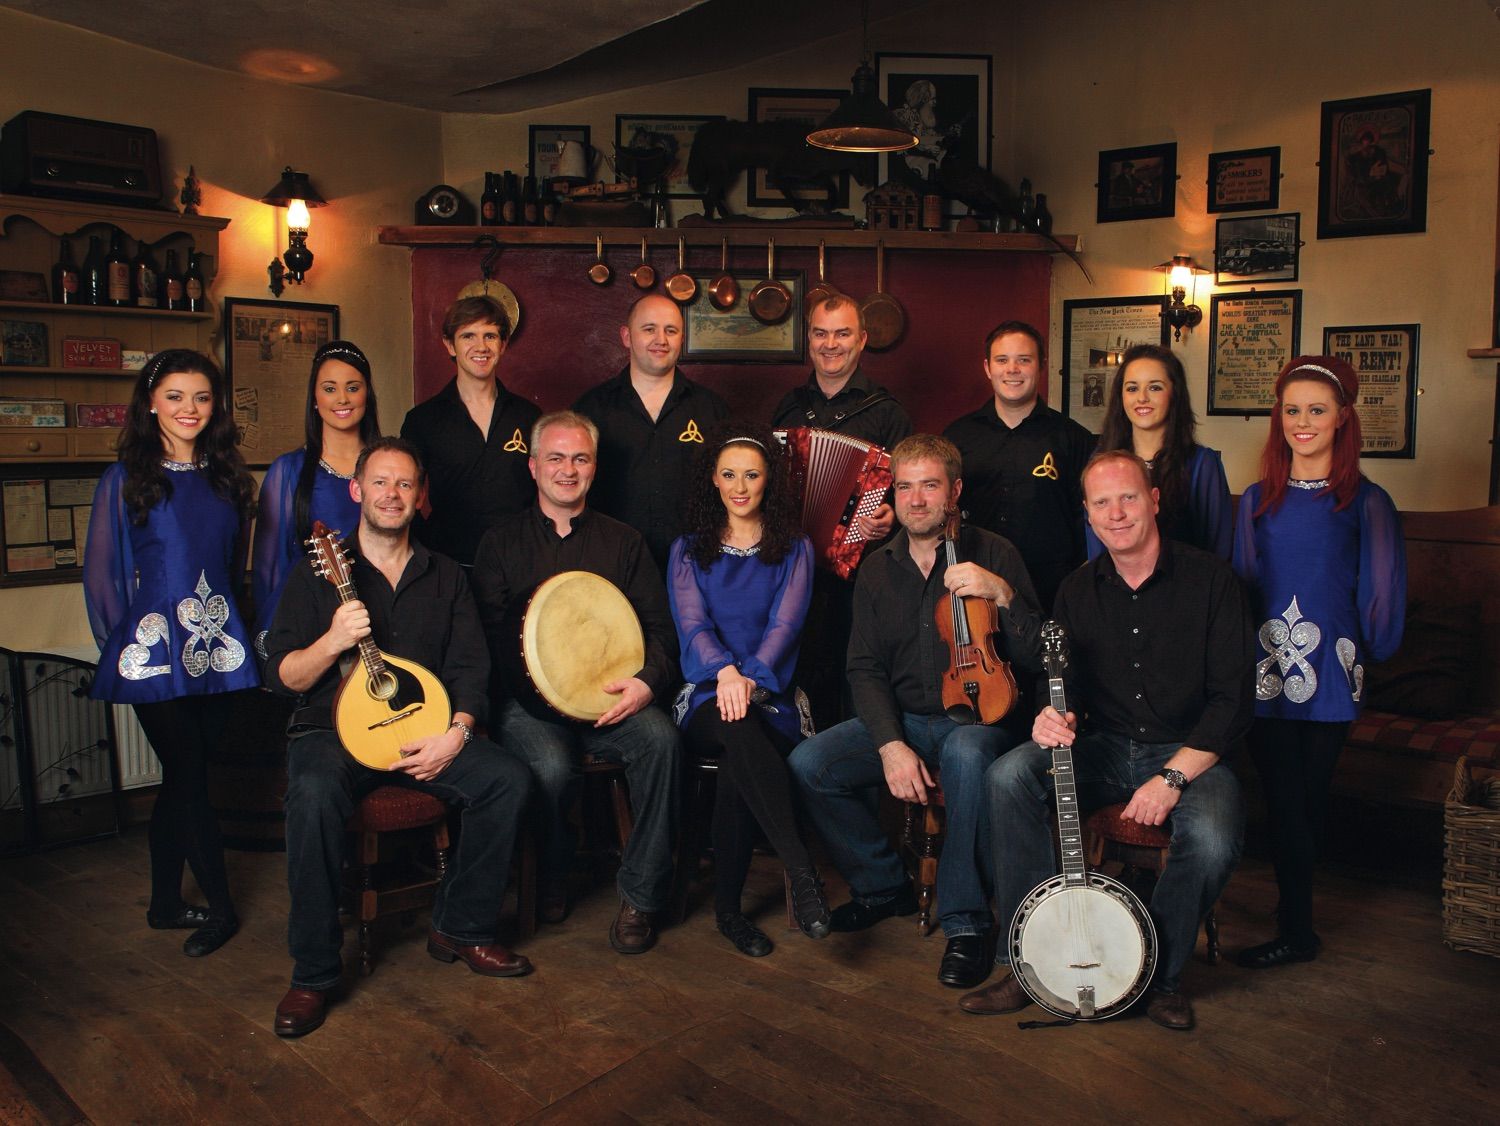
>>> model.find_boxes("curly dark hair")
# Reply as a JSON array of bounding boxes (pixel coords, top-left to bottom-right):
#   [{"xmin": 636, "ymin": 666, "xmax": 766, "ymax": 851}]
[
  {"xmin": 1097, "ymin": 344, "xmax": 1199, "ymax": 530},
  {"xmin": 119, "ymin": 349, "xmax": 255, "ymax": 526},
  {"xmin": 681, "ymin": 420, "xmax": 801, "ymax": 570}
]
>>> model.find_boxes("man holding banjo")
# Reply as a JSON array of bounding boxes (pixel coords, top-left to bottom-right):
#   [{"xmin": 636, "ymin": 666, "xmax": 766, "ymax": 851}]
[
  {"xmin": 471, "ymin": 410, "xmax": 680, "ymax": 955},
  {"xmin": 264, "ymin": 437, "xmax": 535, "ymax": 1039},
  {"xmin": 963, "ymin": 450, "xmax": 1252, "ymax": 1030}
]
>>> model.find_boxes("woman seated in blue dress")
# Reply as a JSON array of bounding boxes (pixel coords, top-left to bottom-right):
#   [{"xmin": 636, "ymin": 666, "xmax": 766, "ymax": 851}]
[
  {"xmin": 668, "ymin": 422, "xmax": 831, "ymax": 956},
  {"xmin": 1088, "ymin": 343, "xmax": 1231, "ymax": 559},
  {"xmin": 251, "ymin": 341, "xmax": 381, "ymax": 653},
  {"xmin": 84, "ymin": 349, "xmax": 259, "ymax": 957}
]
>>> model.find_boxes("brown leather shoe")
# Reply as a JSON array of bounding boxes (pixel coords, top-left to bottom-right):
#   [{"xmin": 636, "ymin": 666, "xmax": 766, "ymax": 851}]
[
  {"xmin": 427, "ymin": 929, "xmax": 533, "ymax": 977},
  {"xmin": 958, "ymin": 971, "xmax": 1032, "ymax": 1016},
  {"xmin": 540, "ymin": 880, "xmax": 570, "ymax": 925},
  {"xmin": 1146, "ymin": 989, "xmax": 1195, "ymax": 1031},
  {"xmin": 609, "ymin": 901, "xmax": 657, "ymax": 955},
  {"xmin": 274, "ymin": 988, "xmax": 328, "ymax": 1038}
]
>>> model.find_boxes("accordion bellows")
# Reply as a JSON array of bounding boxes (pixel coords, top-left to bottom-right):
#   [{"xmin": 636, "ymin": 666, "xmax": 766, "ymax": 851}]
[{"xmin": 778, "ymin": 427, "xmax": 893, "ymax": 579}]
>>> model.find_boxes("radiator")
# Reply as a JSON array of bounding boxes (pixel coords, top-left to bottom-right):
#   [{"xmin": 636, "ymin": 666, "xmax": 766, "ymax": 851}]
[{"xmin": 114, "ymin": 705, "xmax": 162, "ymax": 789}]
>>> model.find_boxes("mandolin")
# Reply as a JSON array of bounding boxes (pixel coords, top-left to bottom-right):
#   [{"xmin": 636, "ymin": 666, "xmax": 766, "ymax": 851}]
[
  {"xmin": 934, "ymin": 509, "xmax": 1018, "ymax": 725},
  {"xmin": 307, "ymin": 521, "xmax": 452, "ymax": 770}
]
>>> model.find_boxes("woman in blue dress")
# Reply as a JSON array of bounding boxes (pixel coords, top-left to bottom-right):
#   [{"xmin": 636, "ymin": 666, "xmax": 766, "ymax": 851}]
[
  {"xmin": 668, "ymin": 422, "xmax": 831, "ymax": 956},
  {"xmin": 1088, "ymin": 343, "xmax": 1231, "ymax": 559},
  {"xmin": 1233, "ymin": 355, "xmax": 1406, "ymax": 968},
  {"xmin": 251, "ymin": 340, "xmax": 381, "ymax": 650},
  {"xmin": 84, "ymin": 349, "xmax": 259, "ymax": 957}
]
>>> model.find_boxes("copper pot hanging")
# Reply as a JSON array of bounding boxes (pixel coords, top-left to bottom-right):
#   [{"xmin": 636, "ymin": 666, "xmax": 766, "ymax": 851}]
[
  {"xmin": 629, "ymin": 237, "xmax": 655, "ymax": 289},
  {"xmin": 665, "ymin": 237, "xmax": 697, "ymax": 303},
  {"xmin": 588, "ymin": 235, "xmax": 611, "ymax": 285},
  {"xmin": 860, "ymin": 240, "xmax": 905, "ymax": 350},
  {"xmin": 747, "ymin": 238, "xmax": 791, "ymax": 324},
  {"xmin": 804, "ymin": 239, "xmax": 840, "ymax": 318},
  {"xmin": 708, "ymin": 238, "xmax": 738, "ymax": 310}
]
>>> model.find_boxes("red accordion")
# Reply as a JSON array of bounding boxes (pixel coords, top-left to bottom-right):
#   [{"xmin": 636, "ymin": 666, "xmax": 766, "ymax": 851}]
[{"xmin": 777, "ymin": 427, "xmax": 893, "ymax": 579}]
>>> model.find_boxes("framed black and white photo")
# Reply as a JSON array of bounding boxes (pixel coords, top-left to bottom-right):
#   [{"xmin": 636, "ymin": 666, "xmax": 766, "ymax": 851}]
[
  {"xmin": 1317, "ymin": 88, "xmax": 1431, "ymax": 239},
  {"xmin": 1323, "ymin": 323, "xmax": 1419, "ymax": 458},
  {"xmin": 1214, "ymin": 212, "xmax": 1301, "ymax": 285},
  {"xmin": 1097, "ymin": 143, "xmax": 1177, "ymax": 222},
  {"xmin": 1207, "ymin": 146, "xmax": 1281, "ymax": 213},
  {"xmin": 874, "ymin": 53, "xmax": 992, "ymax": 200},
  {"xmin": 1061, "ymin": 296, "xmax": 1171, "ymax": 434},
  {"xmin": 223, "ymin": 296, "xmax": 339, "ymax": 466},
  {"xmin": 614, "ymin": 114, "xmax": 725, "ymax": 198}
]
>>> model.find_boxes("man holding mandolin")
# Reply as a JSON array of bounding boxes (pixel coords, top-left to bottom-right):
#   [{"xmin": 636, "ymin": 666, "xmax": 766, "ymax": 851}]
[{"xmin": 264, "ymin": 437, "xmax": 534, "ymax": 1038}]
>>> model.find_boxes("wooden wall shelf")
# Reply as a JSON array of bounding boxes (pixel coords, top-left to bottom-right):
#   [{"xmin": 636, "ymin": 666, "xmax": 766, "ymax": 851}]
[
  {"xmin": 1468, "ymin": 347, "xmax": 1500, "ymax": 359},
  {"xmin": 378, "ymin": 226, "xmax": 1078, "ymax": 253},
  {"xmin": 0, "ymin": 299, "xmax": 213, "ymax": 321}
]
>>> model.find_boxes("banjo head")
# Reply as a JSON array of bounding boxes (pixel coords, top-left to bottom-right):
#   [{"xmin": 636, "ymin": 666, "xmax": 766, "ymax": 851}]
[{"xmin": 521, "ymin": 570, "xmax": 645, "ymax": 722}]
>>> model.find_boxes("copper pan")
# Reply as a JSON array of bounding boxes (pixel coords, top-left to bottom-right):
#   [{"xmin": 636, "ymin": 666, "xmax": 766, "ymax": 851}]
[
  {"xmin": 860, "ymin": 240, "xmax": 905, "ymax": 350},
  {"xmin": 665, "ymin": 237, "xmax": 697, "ymax": 303},
  {"xmin": 708, "ymin": 239, "xmax": 738, "ymax": 310},
  {"xmin": 588, "ymin": 235, "xmax": 611, "ymax": 285},
  {"xmin": 747, "ymin": 238, "xmax": 791, "ymax": 325},
  {"xmin": 804, "ymin": 239, "xmax": 840, "ymax": 318},
  {"xmin": 629, "ymin": 237, "xmax": 655, "ymax": 289}
]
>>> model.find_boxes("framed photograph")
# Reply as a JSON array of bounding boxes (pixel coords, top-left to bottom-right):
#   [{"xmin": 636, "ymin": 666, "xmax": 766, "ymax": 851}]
[
  {"xmin": 0, "ymin": 468, "xmax": 102, "ymax": 587},
  {"xmin": 528, "ymin": 124, "xmax": 590, "ymax": 183},
  {"xmin": 746, "ymin": 88, "xmax": 850, "ymax": 209},
  {"xmin": 1323, "ymin": 323, "xmax": 1419, "ymax": 459},
  {"xmin": 1097, "ymin": 143, "xmax": 1177, "ymax": 222},
  {"xmin": 1317, "ymin": 88, "xmax": 1431, "ymax": 239},
  {"xmin": 681, "ymin": 272, "xmax": 804, "ymax": 363},
  {"xmin": 222, "ymin": 297, "xmax": 339, "ymax": 467},
  {"xmin": 874, "ymin": 53, "xmax": 992, "ymax": 201},
  {"xmin": 1207, "ymin": 290, "xmax": 1302, "ymax": 415},
  {"xmin": 614, "ymin": 114, "xmax": 725, "ymax": 198},
  {"xmin": 1061, "ymin": 296, "xmax": 1171, "ymax": 433},
  {"xmin": 1214, "ymin": 212, "xmax": 1301, "ymax": 285},
  {"xmin": 1207, "ymin": 146, "xmax": 1281, "ymax": 213}
]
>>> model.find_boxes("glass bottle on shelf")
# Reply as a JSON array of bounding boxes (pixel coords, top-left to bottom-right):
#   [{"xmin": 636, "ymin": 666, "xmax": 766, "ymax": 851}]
[
  {"xmin": 160, "ymin": 250, "xmax": 185, "ymax": 310},
  {"xmin": 105, "ymin": 227, "xmax": 132, "ymax": 306},
  {"xmin": 522, "ymin": 171, "xmax": 539, "ymax": 226},
  {"xmin": 500, "ymin": 172, "xmax": 519, "ymax": 226},
  {"xmin": 1032, "ymin": 193, "xmax": 1052, "ymax": 235},
  {"xmin": 80, "ymin": 235, "xmax": 106, "ymax": 305},
  {"xmin": 1017, "ymin": 179, "xmax": 1035, "ymax": 232},
  {"xmin": 541, "ymin": 181, "xmax": 559, "ymax": 226},
  {"xmin": 183, "ymin": 251, "xmax": 207, "ymax": 313},
  {"xmin": 133, "ymin": 241, "xmax": 159, "ymax": 308},
  {"xmin": 921, "ymin": 166, "xmax": 945, "ymax": 231},
  {"xmin": 52, "ymin": 237, "xmax": 81, "ymax": 304},
  {"xmin": 480, "ymin": 172, "xmax": 500, "ymax": 226}
]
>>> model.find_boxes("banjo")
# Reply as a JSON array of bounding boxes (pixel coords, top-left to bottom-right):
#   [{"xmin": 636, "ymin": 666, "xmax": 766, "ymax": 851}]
[{"xmin": 1007, "ymin": 621, "xmax": 1157, "ymax": 1020}]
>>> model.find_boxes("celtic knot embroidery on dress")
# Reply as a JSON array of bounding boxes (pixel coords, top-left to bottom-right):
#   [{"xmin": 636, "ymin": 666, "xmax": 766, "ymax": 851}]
[
  {"xmin": 1256, "ymin": 596, "xmax": 1321, "ymax": 703},
  {"xmin": 118, "ymin": 613, "xmax": 171, "ymax": 680},
  {"xmin": 177, "ymin": 571, "xmax": 246, "ymax": 677},
  {"xmin": 1336, "ymin": 637, "xmax": 1363, "ymax": 702}
]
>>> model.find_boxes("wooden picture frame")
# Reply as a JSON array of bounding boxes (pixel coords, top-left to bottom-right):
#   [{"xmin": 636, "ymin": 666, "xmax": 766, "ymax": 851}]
[
  {"xmin": 614, "ymin": 114, "xmax": 725, "ymax": 199},
  {"xmin": 1323, "ymin": 323, "xmax": 1419, "ymax": 459},
  {"xmin": 528, "ymin": 124, "xmax": 590, "ymax": 184},
  {"xmin": 746, "ymin": 88, "xmax": 850, "ymax": 209},
  {"xmin": 222, "ymin": 297, "xmax": 340, "ymax": 468},
  {"xmin": 0, "ymin": 466, "xmax": 102, "ymax": 587},
  {"xmin": 1061, "ymin": 296, "xmax": 1171, "ymax": 434},
  {"xmin": 1207, "ymin": 290, "xmax": 1302, "ymax": 415},
  {"xmin": 1097, "ymin": 143, "xmax": 1177, "ymax": 222},
  {"xmin": 1207, "ymin": 146, "xmax": 1281, "ymax": 213},
  {"xmin": 1214, "ymin": 212, "xmax": 1301, "ymax": 285},
  {"xmin": 1317, "ymin": 88, "xmax": 1431, "ymax": 239},
  {"xmin": 681, "ymin": 272, "xmax": 804, "ymax": 363},
  {"xmin": 874, "ymin": 52, "xmax": 992, "ymax": 204}
]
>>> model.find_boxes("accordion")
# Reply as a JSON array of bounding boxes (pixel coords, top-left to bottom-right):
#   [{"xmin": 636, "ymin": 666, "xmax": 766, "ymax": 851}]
[{"xmin": 776, "ymin": 427, "xmax": 893, "ymax": 579}]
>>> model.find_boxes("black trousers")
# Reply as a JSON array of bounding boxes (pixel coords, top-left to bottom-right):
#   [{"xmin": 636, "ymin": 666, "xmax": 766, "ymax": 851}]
[
  {"xmin": 794, "ymin": 569, "xmax": 855, "ymax": 734},
  {"xmin": 132, "ymin": 693, "xmax": 237, "ymax": 922},
  {"xmin": 1249, "ymin": 717, "xmax": 1350, "ymax": 945},
  {"xmin": 685, "ymin": 705, "xmax": 810, "ymax": 916}
]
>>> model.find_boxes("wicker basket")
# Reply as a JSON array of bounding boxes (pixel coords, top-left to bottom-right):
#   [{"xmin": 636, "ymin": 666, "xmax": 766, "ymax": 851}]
[{"xmin": 1442, "ymin": 755, "xmax": 1500, "ymax": 958}]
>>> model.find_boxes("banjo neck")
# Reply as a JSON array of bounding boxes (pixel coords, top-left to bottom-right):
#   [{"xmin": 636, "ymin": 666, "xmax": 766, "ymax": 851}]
[{"xmin": 1041, "ymin": 621, "xmax": 1086, "ymax": 886}]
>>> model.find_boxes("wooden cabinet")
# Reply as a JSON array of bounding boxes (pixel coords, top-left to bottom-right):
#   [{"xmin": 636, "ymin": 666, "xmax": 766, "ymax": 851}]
[{"xmin": 0, "ymin": 195, "xmax": 229, "ymax": 465}]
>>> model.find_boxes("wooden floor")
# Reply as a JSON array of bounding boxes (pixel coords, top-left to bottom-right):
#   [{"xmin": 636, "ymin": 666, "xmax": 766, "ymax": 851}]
[{"xmin": 1, "ymin": 824, "xmax": 1497, "ymax": 1125}]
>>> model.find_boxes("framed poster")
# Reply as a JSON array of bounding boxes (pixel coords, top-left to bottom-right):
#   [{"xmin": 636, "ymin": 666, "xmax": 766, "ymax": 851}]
[
  {"xmin": 1207, "ymin": 146, "xmax": 1281, "ymax": 213},
  {"xmin": 746, "ymin": 87, "xmax": 849, "ymax": 209},
  {"xmin": 614, "ymin": 114, "xmax": 725, "ymax": 198},
  {"xmin": 1323, "ymin": 323, "xmax": 1419, "ymax": 459},
  {"xmin": 1208, "ymin": 290, "xmax": 1302, "ymax": 415},
  {"xmin": 528, "ymin": 124, "xmax": 590, "ymax": 184},
  {"xmin": 222, "ymin": 297, "xmax": 339, "ymax": 467},
  {"xmin": 681, "ymin": 272, "xmax": 804, "ymax": 363},
  {"xmin": 1061, "ymin": 296, "xmax": 1170, "ymax": 434},
  {"xmin": 1097, "ymin": 143, "xmax": 1177, "ymax": 222},
  {"xmin": 1214, "ymin": 212, "xmax": 1301, "ymax": 285},
  {"xmin": 875, "ymin": 53, "xmax": 992, "ymax": 199},
  {"xmin": 0, "ymin": 468, "xmax": 100, "ymax": 587},
  {"xmin": 1317, "ymin": 88, "xmax": 1431, "ymax": 239}
]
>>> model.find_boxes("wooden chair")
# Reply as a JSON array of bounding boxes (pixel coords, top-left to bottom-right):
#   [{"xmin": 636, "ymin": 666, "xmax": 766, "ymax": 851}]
[
  {"xmin": 900, "ymin": 783, "xmax": 946, "ymax": 936},
  {"xmin": 1083, "ymin": 802, "xmax": 1220, "ymax": 963},
  {"xmin": 343, "ymin": 785, "xmax": 451, "ymax": 976}
]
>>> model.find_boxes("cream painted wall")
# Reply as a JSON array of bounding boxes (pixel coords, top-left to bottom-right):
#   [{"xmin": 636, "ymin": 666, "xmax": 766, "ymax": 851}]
[{"xmin": 0, "ymin": 7, "xmax": 443, "ymax": 649}]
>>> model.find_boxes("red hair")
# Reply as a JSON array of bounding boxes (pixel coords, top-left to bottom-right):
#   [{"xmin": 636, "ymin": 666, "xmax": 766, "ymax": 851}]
[{"xmin": 1254, "ymin": 355, "xmax": 1363, "ymax": 516}]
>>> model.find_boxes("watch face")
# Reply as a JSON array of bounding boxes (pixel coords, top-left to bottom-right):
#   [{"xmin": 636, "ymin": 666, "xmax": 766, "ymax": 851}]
[{"xmin": 427, "ymin": 188, "xmax": 460, "ymax": 219}]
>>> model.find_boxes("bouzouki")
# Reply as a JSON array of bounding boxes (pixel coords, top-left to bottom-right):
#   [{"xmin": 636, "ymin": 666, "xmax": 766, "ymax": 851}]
[
  {"xmin": 1007, "ymin": 621, "xmax": 1157, "ymax": 1020},
  {"xmin": 307, "ymin": 521, "xmax": 452, "ymax": 770}
]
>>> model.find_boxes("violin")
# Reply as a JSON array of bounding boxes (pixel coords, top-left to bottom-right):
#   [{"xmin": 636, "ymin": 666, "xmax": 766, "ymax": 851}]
[{"xmin": 934, "ymin": 509, "xmax": 1018, "ymax": 725}]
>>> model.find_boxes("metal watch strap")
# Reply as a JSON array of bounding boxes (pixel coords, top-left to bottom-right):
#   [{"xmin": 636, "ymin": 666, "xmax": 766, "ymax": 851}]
[{"xmin": 449, "ymin": 719, "xmax": 473, "ymax": 745}]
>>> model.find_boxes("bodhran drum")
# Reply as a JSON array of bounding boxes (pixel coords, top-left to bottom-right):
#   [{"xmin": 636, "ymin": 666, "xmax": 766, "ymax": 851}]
[{"xmin": 515, "ymin": 571, "xmax": 645, "ymax": 722}]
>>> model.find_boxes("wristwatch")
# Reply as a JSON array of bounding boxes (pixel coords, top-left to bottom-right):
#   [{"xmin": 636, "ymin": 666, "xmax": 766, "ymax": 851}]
[
  {"xmin": 449, "ymin": 719, "xmax": 474, "ymax": 746},
  {"xmin": 1156, "ymin": 767, "xmax": 1188, "ymax": 791}
]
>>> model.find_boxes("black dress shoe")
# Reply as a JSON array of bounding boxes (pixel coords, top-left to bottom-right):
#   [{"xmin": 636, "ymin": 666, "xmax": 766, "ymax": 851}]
[
  {"xmin": 147, "ymin": 904, "xmax": 210, "ymax": 930},
  {"xmin": 787, "ymin": 866, "xmax": 831, "ymax": 940},
  {"xmin": 828, "ymin": 886, "xmax": 920, "ymax": 933},
  {"xmin": 937, "ymin": 934, "xmax": 990, "ymax": 989},
  {"xmin": 1236, "ymin": 934, "xmax": 1321, "ymax": 969},
  {"xmin": 183, "ymin": 917, "xmax": 239, "ymax": 958},
  {"xmin": 274, "ymin": 988, "xmax": 328, "ymax": 1038},
  {"xmin": 717, "ymin": 912, "xmax": 773, "ymax": 957}
]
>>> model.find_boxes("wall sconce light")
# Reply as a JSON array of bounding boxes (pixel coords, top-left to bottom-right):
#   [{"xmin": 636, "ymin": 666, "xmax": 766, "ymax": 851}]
[
  {"xmin": 262, "ymin": 167, "xmax": 326, "ymax": 297},
  {"xmin": 806, "ymin": 2, "xmax": 918, "ymax": 153},
  {"xmin": 1154, "ymin": 254, "xmax": 1207, "ymax": 340}
]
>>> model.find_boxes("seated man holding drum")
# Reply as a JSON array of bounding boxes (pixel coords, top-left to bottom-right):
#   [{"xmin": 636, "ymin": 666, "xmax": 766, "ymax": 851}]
[
  {"xmin": 962, "ymin": 450, "xmax": 1252, "ymax": 1031},
  {"xmin": 264, "ymin": 437, "xmax": 535, "ymax": 1039},
  {"xmin": 471, "ymin": 410, "xmax": 681, "ymax": 954}
]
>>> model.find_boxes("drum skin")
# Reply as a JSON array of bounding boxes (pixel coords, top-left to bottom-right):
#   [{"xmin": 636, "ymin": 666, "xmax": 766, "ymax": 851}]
[{"xmin": 517, "ymin": 571, "xmax": 645, "ymax": 722}]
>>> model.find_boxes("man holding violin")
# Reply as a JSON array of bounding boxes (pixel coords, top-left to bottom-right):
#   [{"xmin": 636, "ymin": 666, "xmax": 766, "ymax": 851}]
[{"xmin": 789, "ymin": 434, "xmax": 1041, "ymax": 989}]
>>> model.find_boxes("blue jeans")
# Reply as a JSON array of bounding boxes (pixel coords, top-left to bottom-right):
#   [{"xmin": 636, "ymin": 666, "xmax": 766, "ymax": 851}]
[
  {"xmin": 987, "ymin": 732, "xmax": 1243, "ymax": 991},
  {"xmin": 283, "ymin": 730, "xmax": 531, "ymax": 991},
  {"xmin": 789, "ymin": 713, "xmax": 1014, "ymax": 938},
  {"xmin": 498, "ymin": 699, "xmax": 679, "ymax": 913}
]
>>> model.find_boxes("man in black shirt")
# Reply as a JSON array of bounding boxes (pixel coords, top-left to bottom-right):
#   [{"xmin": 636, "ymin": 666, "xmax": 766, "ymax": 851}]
[
  {"xmin": 470, "ymin": 411, "xmax": 680, "ymax": 955},
  {"xmin": 264, "ymin": 437, "xmax": 533, "ymax": 1039},
  {"xmin": 943, "ymin": 320, "xmax": 1095, "ymax": 612},
  {"xmin": 960, "ymin": 450, "xmax": 1251, "ymax": 1031},
  {"xmin": 789, "ymin": 435, "xmax": 1041, "ymax": 989},
  {"xmin": 400, "ymin": 295, "xmax": 541, "ymax": 565},
  {"xmin": 574, "ymin": 294, "xmax": 730, "ymax": 570}
]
